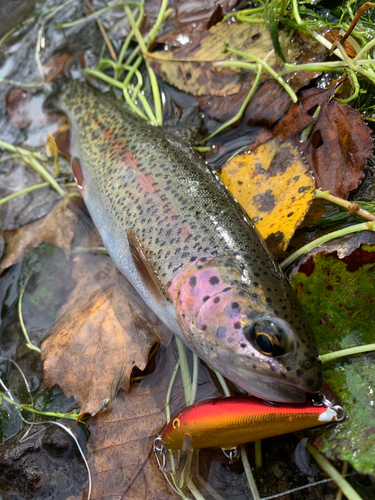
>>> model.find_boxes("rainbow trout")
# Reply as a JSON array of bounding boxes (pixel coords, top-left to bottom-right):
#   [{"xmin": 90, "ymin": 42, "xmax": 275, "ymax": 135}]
[{"xmin": 60, "ymin": 82, "xmax": 323, "ymax": 402}]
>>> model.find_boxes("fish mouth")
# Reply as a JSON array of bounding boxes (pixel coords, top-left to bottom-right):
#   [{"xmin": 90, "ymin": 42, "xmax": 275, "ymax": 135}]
[
  {"xmin": 255, "ymin": 382, "xmax": 308, "ymax": 403},
  {"xmin": 239, "ymin": 375, "xmax": 309, "ymax": 403}
]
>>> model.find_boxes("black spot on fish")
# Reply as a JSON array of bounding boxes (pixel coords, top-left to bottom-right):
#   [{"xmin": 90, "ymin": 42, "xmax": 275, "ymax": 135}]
[
  {"xmin": 189, "ymin": 276, "xmax": 196, "ymax": 286},
  {"xmin": 234, "ymin": 322, "xmax": 241, "ymax": 329},
  {"xmin": 240, "ymin": 343, "xmax": 246, "ymax": 348},
  {"xmin": 231, "ymin": 302, "xmax": 239, "ymax": 309},
  {"xmin": 209, "ymin": 276, "xmax": 220, "ymax": 285},
  {"xmin": 213, "ymin": 296, "xmax": 220, "ymax": 304},
  {"xmin": 296, "ymin": 369, "xmax": 302, "ymax": 377},
  {"xmin": 217, "ymin": 327, "xmax": 226, "ymax": 339},
  {"xmin": 307, "ymin": 378, "xmax": 315, "ymax": 386},
  {"xmin": 266, "ymin": 297, "xmax": 272, "ymax": 303},
  {"xmin": 202, "ymin": 325, "xmax": 207, "ymax": 331},
  {"xmin": 286, "ymin": 366, "xmax": 292, "ymax": 371},
  {"xmin": 223, "ymin": 287, "xmax": 231, "ymax": 292},
  {"xmin": 203, "ymin": 296, "xmax": 210, "ymax": 302},
  {"xmin": 252, "ymin": 364, "xmax": 257, "ymax": 370}
]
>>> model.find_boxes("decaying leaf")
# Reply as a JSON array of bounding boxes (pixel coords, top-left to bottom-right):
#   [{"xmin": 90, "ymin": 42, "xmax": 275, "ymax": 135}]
[
  {"xmin": 6, "ymin": 88, "xmax": 59, "ymax": 130},
  {"xmin": 0, "ymin": 196, "xmax": 79, "ymax": 274},
  {"xmin": 198, "ymin": 30, "xmax": 328, "ymax": 124},
  {"xmin": 290, "ymin": 238, "xmax": 375, "ymax": 475},
  {"xmin": 274, "ymin": 86, "xmax": 374, "ymax": 199},
  {"xmin": 41, "ymin": 246, "xmax": 172, "ymax": 417},
  {"xmin": 220, "ymin": 138, "xmax": 314, "ymax": 256},
  {"xmin": 42, "ymin": 52, "xmax": 73, "ymax": 82},
  {"xmin": 84, "ymin": 343, "xmax": 221, "ymax": 500},
  {"xmin": 147, "ymin": 22, "xmax": 298, "ymax": 97}
]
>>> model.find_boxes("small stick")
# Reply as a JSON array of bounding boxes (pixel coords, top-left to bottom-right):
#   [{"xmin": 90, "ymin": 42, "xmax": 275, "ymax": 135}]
[
  {"xmin": 335, "ymin": 2, "xmax": 375, "ymax": 48},
  {"xmin": 85, "ymin": 0, "xmax": 117, "ymax": 61}
]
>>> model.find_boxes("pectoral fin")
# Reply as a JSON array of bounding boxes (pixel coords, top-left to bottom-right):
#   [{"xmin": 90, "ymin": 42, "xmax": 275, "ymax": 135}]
[
  {"xmin": 127, "ymin": 228, "xmax": 169, "ymax": 308},
  {"xmin": 71, "ymin": 156, "xmax": 84, "ymax": 191}
]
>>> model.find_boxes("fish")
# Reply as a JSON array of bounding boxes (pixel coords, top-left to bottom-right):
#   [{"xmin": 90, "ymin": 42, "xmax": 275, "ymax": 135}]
[
  {"xmin": 59, "ymin": 81, "xmax": 323, "ymax": 403},
  {"xmin": 160, "ymin": 396, "xmax": 338, "ymax": 450}
]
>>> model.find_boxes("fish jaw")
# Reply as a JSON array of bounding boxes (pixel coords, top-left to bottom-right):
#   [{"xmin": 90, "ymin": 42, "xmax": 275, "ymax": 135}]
[{"xmin": 169, "ymin": 257, "xmax": 323, "ymax": 402}]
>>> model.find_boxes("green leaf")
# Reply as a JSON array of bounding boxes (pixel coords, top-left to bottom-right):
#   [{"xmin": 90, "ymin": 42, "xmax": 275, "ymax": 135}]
[{"xmin": 291, "ymin": 244, "xmax": 375, "ymax": 475}]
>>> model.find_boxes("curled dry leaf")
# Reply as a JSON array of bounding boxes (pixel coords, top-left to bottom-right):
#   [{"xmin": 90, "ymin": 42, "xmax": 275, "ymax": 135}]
[
  {"xmin": 0, "ymin": 196, "xmax": 78, "ymax": 274},
  {"xmin": 274, "ymin": 86, "xmax": 374, "ymax": 199},
  {"xmin": 41, "ymin": 245, "xmax": 172, "ymax": 417},
  {"xmin": 220, "ymin": 138, "xmax": 314, "ymax": 256}
]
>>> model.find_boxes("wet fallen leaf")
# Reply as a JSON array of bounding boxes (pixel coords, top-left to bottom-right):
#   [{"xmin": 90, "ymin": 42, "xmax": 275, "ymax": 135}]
[
  {"xmin": 6, "ymin": 88, "xmax": 58, "ymax": 130},
  {"xmin": 0, "ymin": 161, "xmax": 62, "ymax": 231},
  {"xmin": 147, "ymin": 22, "xmax": 298, "ymax": 97},
  {"xmin": 198, "ymin": 29, "xmax": 328, "ymax": 124},
  {"xmin": 41, "ymin": 244, "xmax": 172, "ymax": 417},
  {"xmin": 0, "ymin": 422, "xmax": 87, "ymax": 497},
  {"xmin": 220, "ymin": 138, "xmax": 315, "ymax": 256},
  {"xmin": 290, "ymin": 237, "xmax": 375, "ymax": 475},
  {"xmin": 274, "ymin": 86, "xmax": 374, "ymax": 199},
  {"xmin": 42, "ymin": 52, "xmax": 73, "ymax": 82},
  {"xmin": 0, "ymin": 196, "xmax": 78, "ymax": 274},
  {"xmin": 84, "ymin": 342, "xmax": 221, "ymax": 500}
]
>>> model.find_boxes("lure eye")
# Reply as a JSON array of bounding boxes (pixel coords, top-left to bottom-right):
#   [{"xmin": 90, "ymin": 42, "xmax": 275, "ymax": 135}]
[
  {"xmin": 246, "ymin": 318, "xmax": 292, "ymax": 357},
  {"xmin": 172, "ymin": 418, "xmax": 180, "ymax": 429}
]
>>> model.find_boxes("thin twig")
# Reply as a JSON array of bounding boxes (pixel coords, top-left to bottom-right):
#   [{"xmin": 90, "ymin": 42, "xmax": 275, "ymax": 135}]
[{"xmin": 85, "ymin": 0, "xmax": 117, "ymax": 60}]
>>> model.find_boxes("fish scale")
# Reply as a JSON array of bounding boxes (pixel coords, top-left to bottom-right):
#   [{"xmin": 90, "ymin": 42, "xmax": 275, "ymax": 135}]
[{"xmin": 60, "ymin": 82, "xmax": 323, "ymax": 403}]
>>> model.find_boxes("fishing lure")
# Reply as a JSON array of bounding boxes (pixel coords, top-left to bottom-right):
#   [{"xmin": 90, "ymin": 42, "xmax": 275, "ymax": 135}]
[{"xmin": 158, "ymin": 395, "xmax": 342, "ymax": 451}]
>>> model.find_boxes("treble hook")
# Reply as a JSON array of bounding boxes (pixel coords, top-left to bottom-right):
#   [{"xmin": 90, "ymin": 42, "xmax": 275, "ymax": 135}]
[{"xmin": 153, "ymin": 435, "xmax": 167, "ymax": 471}]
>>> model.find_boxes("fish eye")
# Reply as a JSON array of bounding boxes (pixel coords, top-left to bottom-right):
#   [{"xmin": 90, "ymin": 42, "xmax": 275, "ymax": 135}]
[
  {"xmin": 173, "ymin": 418, "xmax": 180, "ymax": 429},
  {"xmin": 245, "ymin": 318, "xmax": 292, "ymax": 357}
]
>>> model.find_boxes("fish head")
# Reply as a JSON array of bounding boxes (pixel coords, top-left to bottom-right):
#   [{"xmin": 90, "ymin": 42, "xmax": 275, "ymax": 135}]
[{"xmin": 169, "ymin": 257, "xmax": 323, "ymax": 403}]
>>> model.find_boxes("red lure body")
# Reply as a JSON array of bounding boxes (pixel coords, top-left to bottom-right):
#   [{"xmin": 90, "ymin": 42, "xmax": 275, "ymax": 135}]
[{"xmin": 161, "ymin": 396, "xmax": 337, "ymax": 450}]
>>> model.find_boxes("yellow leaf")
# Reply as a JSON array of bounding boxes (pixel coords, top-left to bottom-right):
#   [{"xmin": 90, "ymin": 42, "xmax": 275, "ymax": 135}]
[
  {"xmin": 146, "ymin": 22, "xmax": 295, "ymax": 97},
  {"xmin": 220, "ymin": 138, "xmax": 315, "ymax": 256}
]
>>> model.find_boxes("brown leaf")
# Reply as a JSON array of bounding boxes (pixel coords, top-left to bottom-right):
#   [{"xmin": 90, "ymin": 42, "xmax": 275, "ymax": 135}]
[
  {"xmin": 41, "ymin": 247, "xmax": 172, "ymax": 417},
  {"xmin": 147, "ymin": 23, "xmax": 296, "ymax": 97},
  {"xmin": 0, "ymin": 197, "xmax": 79, "ymax": 274},
  {"xmin": 84, "ymin": 343, "xmax": 221, "ymax": 499},
  {"xmin": 274, "ymin": 86, "xmax": 374, "ymax": 198},
  {"xmin": 6, "ymin": 88, "xmax": 56, "ymax": 130},
  {"xmin": 198, "ymin": 30, "xmax": 328, "ymax": 124},
  {"xmin": 42, "ymin": 52, "xmax": 73, "ymax": 82}
]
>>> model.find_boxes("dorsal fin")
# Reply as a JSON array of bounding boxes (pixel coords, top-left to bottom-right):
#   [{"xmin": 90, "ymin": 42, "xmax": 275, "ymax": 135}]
[
  {"xmin": 71, "ymin": 156, "xmax": 84, "ymax": 191},
  {"xmin": 127, "ymin": 229, "xmax": 169, "ymax": 307},
  {"xmin": 163, "ymin": 110, "xmax": 203, "ymax": 145}
]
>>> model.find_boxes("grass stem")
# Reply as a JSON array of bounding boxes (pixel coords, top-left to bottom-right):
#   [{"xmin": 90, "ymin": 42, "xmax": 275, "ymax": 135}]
[
  {"xmin": 320, "ymin": 344, "xmax": 375, "ymax": 364},
  {"xmin": 280, "ymin": 222, "xmax": 375, "ymax": 269}
]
